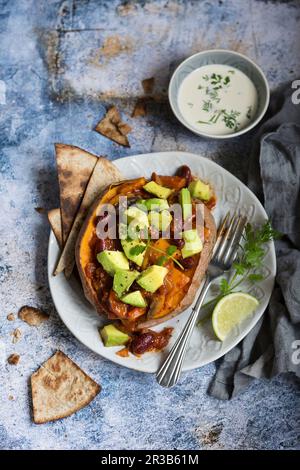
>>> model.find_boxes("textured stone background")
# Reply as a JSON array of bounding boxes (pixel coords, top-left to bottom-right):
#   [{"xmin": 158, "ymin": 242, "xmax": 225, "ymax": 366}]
[{"xmin": 1, "ymin": 0, "xmax": 300, "ymax": 450}]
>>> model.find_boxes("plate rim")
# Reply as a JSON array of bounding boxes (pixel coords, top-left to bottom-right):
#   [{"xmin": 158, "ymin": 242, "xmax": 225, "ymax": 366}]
[{"xmin": 48, "ymin": 151, "xmax": 276, "ymax": 373}]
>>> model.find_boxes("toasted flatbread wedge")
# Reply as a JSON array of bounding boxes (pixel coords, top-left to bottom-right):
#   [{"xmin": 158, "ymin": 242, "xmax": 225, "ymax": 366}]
[
  {"xmin": 31, "ymin": 351, "xmax": 100, "ymax": 424},
  {"xmin": 47, "ymin": 208, "xmax": 63, "ymax": 248},
  {"xmin": 54, "ymin": 157, "xmax": 123, "ymax": 277},
  {"xmin": 55, "ymin": 144, "xmax": 98, "ymax": 243},
  {"xmin": 95, "ymin": 107, "xmax": 131, "ymax": 147}
]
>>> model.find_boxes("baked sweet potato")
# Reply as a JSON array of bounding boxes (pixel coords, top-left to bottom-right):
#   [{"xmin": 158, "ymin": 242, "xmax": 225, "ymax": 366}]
[{"xmin": 76, "ymin": 168, "xmax": 216, "ymax": 336}]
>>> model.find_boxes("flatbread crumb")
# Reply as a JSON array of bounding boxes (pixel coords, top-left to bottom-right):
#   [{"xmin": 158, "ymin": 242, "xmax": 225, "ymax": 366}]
[
  {"xmin": 18, "ymin": 306, "xmax": 49, "ymax": 326},
  {"xmin": 35, "ymin": 207, "xmax": 46, "ymax": 214},
  {"xmin": 95, "ymin": 106, "xmax": 131, "ymax": 147},
  {"xmin": 7, "ymin": 313, "xmax": 15, "ymax": 321},
  {"xmin": 132, "ymin": 98, "xmax": 147, "ymax": 118},
  {"xmin": 31, "ymin": 351, "xmax": 101, "ymax": 424},
  {"xmin": 8, "ymin": 354, "xmax": 20, "ymax": 365},
  {"xmin": 142, "ymin": 77, "xmax": 155, "ymax": 94},
  {"xmin": 11, "ymin": 328, "xmax": 21, "ymax": 344}
]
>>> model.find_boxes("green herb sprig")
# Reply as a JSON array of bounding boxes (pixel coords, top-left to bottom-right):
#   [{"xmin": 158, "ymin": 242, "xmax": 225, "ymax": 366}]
[
  {"xmin": 152, "ymin": 244, "xmax": 184, "ymax": 270},
  {"xmin": 222, "ymin": 110, "xmax": 240, "ymax": 130},
  {"xmin": 200, "ymin": 221, "xmax": 281, "ymax": 313},
  {"xmin": 129, "ymin": 244, "xmax": 147, "ymax": 256},
  {"xmin": 202, "ymin": 100, "xmax": 212, "ymax": 112}
]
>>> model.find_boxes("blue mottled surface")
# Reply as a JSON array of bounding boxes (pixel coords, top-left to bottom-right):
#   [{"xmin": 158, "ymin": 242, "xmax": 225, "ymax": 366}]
[{"xmin": 1, "ymin": 0, "xmax": 300, "ymax": 450}]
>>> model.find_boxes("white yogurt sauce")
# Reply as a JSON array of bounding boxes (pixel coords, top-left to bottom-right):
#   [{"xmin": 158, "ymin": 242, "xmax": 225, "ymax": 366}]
[{"xmin": 178, "ymin": 64, "xmax": 258, "ymax": 135}]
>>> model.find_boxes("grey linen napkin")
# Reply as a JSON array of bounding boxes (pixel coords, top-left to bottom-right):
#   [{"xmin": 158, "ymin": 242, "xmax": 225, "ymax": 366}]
[{"xmin": 209, "ymin": 83, "xmax": 300, "ymax": 399}]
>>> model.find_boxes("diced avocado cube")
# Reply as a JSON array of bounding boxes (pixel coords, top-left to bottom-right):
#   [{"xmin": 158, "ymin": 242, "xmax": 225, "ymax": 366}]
[
  {"xmin": 121, "ymin": 239, "xmax": 147, "ymax": 267},
  {"xmin": 180, "ymin": 188, "xmax": 192, "ymax": 221},
  {"xmin": 125, "ymin": 206, "xmax": 149, "ymax": 228},
  {"xmin": 119, "ymin": 221, "xmax": 141, "ymax": 241},
  {"xmin": 148, "ymin": 210, "xmax": 172, "ymax": 232},
  {"xmin": 137, "ymin": 265, "xmax": 168, "ymax": 293},
  {"xmin": 121, "ymin": 291, "xmax": 147, "ymax": 308},
  {"xmin": 100, "ymin": 324, "xmax": 130, "ymax": 347},
  {"xmin": 97, "ymin": 250, "xmax": 129, "ymax": 276},
  {"xmin": 181, "ymin": 229, "xmax": 203, "ymax": 259},
  {"xmin": 118, "ymin": 222, "xmax": 129, "ymax": 240},
  {"xmin": 113, "ymin": 270, "xmax": 140, "ymax": 298},
  {"xmin": 135, "ymin": 200, "xmax": 148, "ymax": 212},
  {"xmin": 125, "ymin": 206, "xmax": 149, "ymax": 239},
  {"xmin": 138, "ymin": 198, "xmax": 169, "ymax": 212},
  {"xmin": 143, "ymin": 181, "xmax": 173, "ymax": 199},
  {"xmin": 188, "ymin": 179, "xmax": 211, "ymax": 201}
]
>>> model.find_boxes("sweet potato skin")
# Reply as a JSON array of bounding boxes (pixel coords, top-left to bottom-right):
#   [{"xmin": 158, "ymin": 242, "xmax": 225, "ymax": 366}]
[
  {"xmin": 75, "ymin": 179, "xmax": 147, "ymax": 318},
  {"xmin": 75, "ymin": 178, "xmax": 216, "ymax": 329}
]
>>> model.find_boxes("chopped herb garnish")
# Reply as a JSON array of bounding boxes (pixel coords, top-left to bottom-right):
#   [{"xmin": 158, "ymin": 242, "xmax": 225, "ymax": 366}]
[
  {"xmin": 197, "ymin": 120, "xmax": 212, "ymax": 125},
  {"xmin": 150, "ymin": 245, "xmax": 184, "ymax": 270},
  {"xmin": 209, "ymin": 109, "xmax": 224, "ymax": 124},
  {"xmin": 202, "ymin": 100, "xmax": 212, "ymax": 112},
  {"xmin": 222, "ymin": 110, "xmax": 241, "ymax": 129},
  {"xmin": 202, "ymin": 74, "xmax": 209, "ymax": 81},
  {"xmin": 206, "ymin": 87, "xmax": 221, "ymax": 103},
  {"xmin": 228, "ymin": 69, "xmax": 235, "ymax": 74},
  {"xmin": 129, "ymin": 244, "xmax": 146, "ymax": 256},
  {"xmin": 156, "ymin": 255, "xmax": 167, "ymax": 266},
  {"xmin": 223, "ymin": 76, "xmax": 230, "ymax": 85},
  {"xmin": 166, "ymin": 245, "xmax": 177, "ymax": 256},
  {"xmin": 197, "ymin": 85, "xmax": 203, "ymax": 89},
  {"xmin": 211, "ymin": 73, "xmax": 222, "ymax": 85},
  {"xmin": 246, "ymin": 106, "xmax": 252, "ymax": 119}
]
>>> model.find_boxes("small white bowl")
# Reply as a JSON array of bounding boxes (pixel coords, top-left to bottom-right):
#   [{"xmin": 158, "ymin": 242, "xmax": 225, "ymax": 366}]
[{"xmin": 169, "ymin": 49, "xmax": 270, "ymax": 139}]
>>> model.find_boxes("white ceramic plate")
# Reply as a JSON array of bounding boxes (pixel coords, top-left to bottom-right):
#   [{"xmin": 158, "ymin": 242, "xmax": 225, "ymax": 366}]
[{"xmin": 48, "ymin": 151, "xmax": 276, "ymax": 373}]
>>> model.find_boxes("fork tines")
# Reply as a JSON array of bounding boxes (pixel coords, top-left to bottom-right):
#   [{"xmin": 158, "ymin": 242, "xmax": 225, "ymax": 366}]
[{"xmin": 213, "ymin": 211, "xmax": 248, "ymax": 268}]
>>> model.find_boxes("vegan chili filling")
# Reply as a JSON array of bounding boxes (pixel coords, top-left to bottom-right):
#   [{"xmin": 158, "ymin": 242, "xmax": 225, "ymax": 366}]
[{"xmin": 82, "ymin": 165, "xmax": 216, "ymax": 356}]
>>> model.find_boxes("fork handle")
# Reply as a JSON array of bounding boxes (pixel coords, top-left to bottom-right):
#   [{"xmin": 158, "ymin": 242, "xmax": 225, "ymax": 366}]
[{"xmin": 156, "ymin": 275, "xmax": 212, "ymax": 388}]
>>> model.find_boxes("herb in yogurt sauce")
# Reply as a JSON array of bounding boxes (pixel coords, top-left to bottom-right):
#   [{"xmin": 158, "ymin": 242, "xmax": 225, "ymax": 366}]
[
  {"xmin": 222, "ymin": 110, "xmax": 241, "ymax": 130},
  {"xmin": 198, "ymin": 108, "xmax": 241, "ymax": 131},
  {"xmin": 202, "ymin": 100, "xmax": 212, "ymax": 112},
  {"xmin": 179, "ymin": 64, "xmax": 258, "ymax": 135}
]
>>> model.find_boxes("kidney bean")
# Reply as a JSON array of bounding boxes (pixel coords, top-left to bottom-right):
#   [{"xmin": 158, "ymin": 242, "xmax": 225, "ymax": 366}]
[
  {"xmin": 152, "ymin": 327, "xmax": 173, "ymax": 350},
  {"xmin": 94, "ymin": 238, "xmax": 116, "ymax": 254},
  {"xmin": 181, "ymin": 255, "xmax": 198, "ymax": 269},
  {"xmin": 176, "ymin": 165, "xmax": 192, "ymax": 186},
  {"xmin": 94, "ymin": 212, "xmax": 108, "ymax": 226},
  {"xmin": 131, "ymin": 332, "xmax": 154, "ymax": 355},
  {"xmin": 172, "ymin": 238, "xmax": 185, "ymax": 249}
]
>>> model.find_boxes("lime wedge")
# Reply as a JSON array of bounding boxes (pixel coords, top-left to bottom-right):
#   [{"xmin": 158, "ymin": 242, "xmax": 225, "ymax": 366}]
[{"xmin": 212, "ymin": 292, "xmax": 259, "ymax": 341}]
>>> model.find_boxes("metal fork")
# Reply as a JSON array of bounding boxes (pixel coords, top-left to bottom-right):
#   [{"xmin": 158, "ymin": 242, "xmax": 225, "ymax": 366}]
[{"xmin": 156, "ymin": 211, "xmax": 248, "ymax": 388}]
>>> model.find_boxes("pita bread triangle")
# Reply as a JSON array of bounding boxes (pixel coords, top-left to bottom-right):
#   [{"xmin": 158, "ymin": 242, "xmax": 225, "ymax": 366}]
[
  {"xmin": 54, "ymin": 156, "xmax": 123, "ymax": 277},
  {"xmin": 31, "ymin": 351, "xmax": 100, "ymax": 424},
  {"xmin": 55, "ymin": 144, "xmax": 98, "ymax": 243},
  {"xmin": 47, "ymin": 208, "xmax": 63, "ymax": 248}
]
